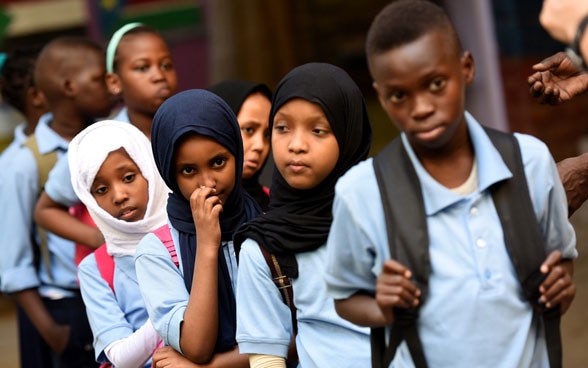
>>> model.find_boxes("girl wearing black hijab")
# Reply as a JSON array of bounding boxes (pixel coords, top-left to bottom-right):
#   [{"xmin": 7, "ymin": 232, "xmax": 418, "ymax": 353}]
[
  {"xmin": 135, "ymin": 89, "xmax": 261, "ymax": 367},
  {"xmin": 208, "ymin": 80, "xmax": 272, "ymax": 212},
  {"xmin": 234, "ymin": 63, "xmax": 373, "ymax": 368}
]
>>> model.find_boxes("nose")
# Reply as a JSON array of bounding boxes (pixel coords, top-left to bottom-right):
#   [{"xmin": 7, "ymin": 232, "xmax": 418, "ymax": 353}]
[
  {"xmin": 288, "ymin": 129, "xmax": 308, "ymax": 153},
  {"xmin": 151, "ymin": 65, "xmax": 165, "ymax": 82},
  {"xmin": 250, "ymin": 132, "xmax": 265, "ymax": 153},
  {"xmin": 200, "ymin": 171, "xmax": 217, "ymax": 189},
  {"xmin": 411, "ymin": 93, "xmax": 435, "ymax": 120},
  {"xmin": 112, "ymin": 184, "xmax": 129, "ymax": 205}
]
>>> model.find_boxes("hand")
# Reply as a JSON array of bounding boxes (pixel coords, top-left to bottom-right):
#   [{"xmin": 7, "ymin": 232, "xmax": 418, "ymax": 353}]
[
  {"xmin": 539, "ymin": 0, "xmax": 588, "ymax": 44},
  {"xmin": 46, "ymin": 323, "xmax": 71, "ymax": 355},
  {"xmin": 190, "ymin": 186, "xmax": 222, "ymax": 250},
  {"xmin": 528, "ymin": 52, "xmax": 588, "ymax": 105},
  {"xmin": 539, "ymin": 250, "xmax": 575, "ymax": 314},
  {"xmin": 557, "ymin": 153, "xmax": 588, "ymax": 216},
  {"xmin": 376, "ymin": 259, "xmax": 421, "ymax": 324},
  {"xmin": 152, "ymin": 346, "xmax": 198, "ymax": 368}
]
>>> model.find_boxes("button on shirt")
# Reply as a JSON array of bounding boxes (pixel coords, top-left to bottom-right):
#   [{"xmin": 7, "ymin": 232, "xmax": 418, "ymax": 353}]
[{"xmin": 0, "ymin": 113, "xmax": 79, "ymax": 298}]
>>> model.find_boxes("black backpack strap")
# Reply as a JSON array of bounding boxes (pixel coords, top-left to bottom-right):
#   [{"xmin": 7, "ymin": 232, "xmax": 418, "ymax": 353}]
[
  {"xmin": 485, "ymin": 127, "xmax": 561, "ymax": 368},
  {"xmin": 372, "ymin": 137, "xmax": 429, "ymax": 368},
  {"xmin": 259, "ymin": 247, "xmax": 299, "ymax": 365}
]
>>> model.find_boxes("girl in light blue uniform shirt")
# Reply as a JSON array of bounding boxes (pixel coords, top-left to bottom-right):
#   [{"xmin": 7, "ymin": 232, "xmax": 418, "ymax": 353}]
[
  {"xmin": 70, "ymin": 120, "xmax": 169, "ymax": 367},
  {"xmin": 233, "ymin": 62, "xmax": 373, "ymax": 368}
]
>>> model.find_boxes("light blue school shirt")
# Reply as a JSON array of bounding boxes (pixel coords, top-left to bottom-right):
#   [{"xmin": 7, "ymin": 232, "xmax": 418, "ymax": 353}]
[
  {"xmin": 78, "ymin": 253, "xmax": 152, "ymax": 366},
  {"xmin": 325, "ymin": 113, "xmax": 577, "ymax": 368},
  {"xmin": 45, "ymin": 108, "xmax": 131, "ymax": 207},
  {"xmin": 237, "ymin": 240, "xmax": 371, "ymax": 367},
  {"xmin": 0, "ymin": 113, "xmax": 80, "ymax": 298},
  {"xmin": 134, "ymin": 223, "xmax": 238, "ymax": 354}
]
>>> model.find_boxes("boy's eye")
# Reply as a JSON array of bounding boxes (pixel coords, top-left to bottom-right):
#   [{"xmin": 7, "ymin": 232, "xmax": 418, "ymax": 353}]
[
  {"xmin": 429, "ymin": 78, "xmax": 446, "ymax": 92},
  {"xmin": 388, "ymin": 90, "xmax": 406, "ymax": 103},
  {"xmin": 161, "ymin": 61, "xmax": 174, "ymax": 71},
  {"xmin": 135, "ymin": 65, "xmax": 150, "ymax": 72}
]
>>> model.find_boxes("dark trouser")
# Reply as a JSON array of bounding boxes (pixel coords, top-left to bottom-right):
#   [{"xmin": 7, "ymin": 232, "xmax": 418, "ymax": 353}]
[
  {"xmin": 17, "ymin": 305, "xmax": 52, "ymax": 368},
  {"xmin": 45, "ymin": 295, "xmax": 98, "ymax": 368}
]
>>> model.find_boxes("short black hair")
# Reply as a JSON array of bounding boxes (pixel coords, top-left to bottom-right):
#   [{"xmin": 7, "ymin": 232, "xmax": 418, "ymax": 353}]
[
  {"xmin": 366, "ymin": 0, "xmax": 461, "ymax": 60},
  {"xmin": 0, "ymin": 44, "xmax": 43, "ymax": 114}
]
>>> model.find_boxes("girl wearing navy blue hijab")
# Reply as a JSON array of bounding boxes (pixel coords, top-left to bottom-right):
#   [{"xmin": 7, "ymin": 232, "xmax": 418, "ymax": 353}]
[{"xmin": 135, "ymin": 89, "xmax": 260, "ymax": 367}]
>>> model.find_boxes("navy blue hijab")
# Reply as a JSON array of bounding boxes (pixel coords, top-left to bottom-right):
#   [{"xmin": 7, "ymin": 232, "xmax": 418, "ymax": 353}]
[
  {"xmin": 234, "ymin": 63, "xmax": 372, "ymax": 278},
  {"xmin": 151, "ymin": 89, "xmax": 262, "ymax": 353}
]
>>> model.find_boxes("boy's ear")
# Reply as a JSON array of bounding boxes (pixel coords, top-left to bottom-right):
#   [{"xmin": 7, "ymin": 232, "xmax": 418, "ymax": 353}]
[
  {"xmin": 461, "ymin": 51, "xmax": 475, "ymax": 85},
  {"xmin": 372, "ymin": 81, "xmax": 387, "ymax": 109},
  {"xmin": 27, "ymin": 86, "xmax": 47, "ymax": 109},
  {"xmin": 105, "ymin": 73, "xmax": 122, "ymax": 96},
  {"xmin": 63, "ymin": 78, "xmax": 76, "ymax": 98}
]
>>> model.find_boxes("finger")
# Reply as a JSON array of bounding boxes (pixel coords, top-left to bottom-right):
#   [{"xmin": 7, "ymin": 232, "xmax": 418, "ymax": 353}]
[
  {"xmin": 382, "ymin": 258, "xmax": 412, "ymax": 279},
  {"xmin": 540, "ymin": 265, "xmax": 566, "ymax": 295},
  {"xmin": 541, "ymin": 250, "xmax": 562, "ymax": 274},
  {"xmin": 376, "ymin": 285, "xmax": 420, "ymax": 308},
  {"xmin": 542, "ymin": 281, "xmax": 575, "ymax": 309}
]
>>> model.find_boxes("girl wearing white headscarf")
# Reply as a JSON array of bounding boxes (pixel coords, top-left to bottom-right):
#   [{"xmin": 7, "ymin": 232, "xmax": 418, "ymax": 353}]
[{"xmin": 69, "ymin": 120, "xmax": 169, "ymax": 368}]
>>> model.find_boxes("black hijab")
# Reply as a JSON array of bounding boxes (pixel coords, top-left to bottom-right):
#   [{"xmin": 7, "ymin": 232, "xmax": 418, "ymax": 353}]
[
  {"xmin": 208, "ymin": 80, "xmax": 272, "ymax": 212},
  {"xmin": 234, "ymin": 63, "xmax": 372, "ymax": 278},
  {"xmin": 151, "ymin": 89, "xmax": 262, "ymax": 353}
]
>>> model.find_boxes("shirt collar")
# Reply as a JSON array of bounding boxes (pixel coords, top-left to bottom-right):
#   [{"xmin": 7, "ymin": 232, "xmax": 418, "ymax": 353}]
[
  {"xmin": 400, "ymin": 111, "xmax": 512, "ymax": 215},
  {"xmin": 34, "ymin": 113, "xmax": 70, "ymax": 155}
]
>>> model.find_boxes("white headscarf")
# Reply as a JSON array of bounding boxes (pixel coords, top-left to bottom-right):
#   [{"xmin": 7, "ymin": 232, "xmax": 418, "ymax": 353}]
[{"xmin": 69, "ymin": 120, "xmax": 169, "ymax": 257}]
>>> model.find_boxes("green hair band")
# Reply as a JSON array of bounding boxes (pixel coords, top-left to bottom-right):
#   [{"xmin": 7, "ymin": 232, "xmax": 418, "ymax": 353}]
[{"xmin": 106, "ymin": 22, "xmax": 144, "ymax": 74}]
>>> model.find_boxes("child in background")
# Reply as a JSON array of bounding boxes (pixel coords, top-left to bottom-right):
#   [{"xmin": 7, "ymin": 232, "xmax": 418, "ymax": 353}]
[
  {"xmin": 208, "ymin": 80, "xmax": 272, "ymax": 211},
  {"xmin": 135, "ymin": 89, "xmax": 261, "ymax": 367},
  {"xmin": 324, "ymin": 1, "xmax": 577, "ymax": 367},
  {"xmin": 0, "ymin": 42, "xmax": 50, "ymax": 368},
  {"xmin": 105, "ymin": 22, "xmax": 178, "ymax": 137},
  {"xmin": 0, "ymin": 44, "xmax": 48, "ymax": 147},
  {"xmin": 0, "ymin": 36, "xmax": 113, "ymax": 368},
  {"xmin": 34, "ymin": 22, "xmax": 178, "ymax": 254},
  {"xmin": 233, "ymin": 62, "xmax": 373, "ymax": 368},
  {"xmin": 68, "ymin": 120, "xmax": 168, "ymax": 367}
]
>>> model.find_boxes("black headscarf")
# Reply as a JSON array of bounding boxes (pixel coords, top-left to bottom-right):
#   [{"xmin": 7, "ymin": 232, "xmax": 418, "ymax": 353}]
[
  {"xmin": 234, "ymin": 63, "xmax": 372, "ymax": 278},
  {"xmin": 208, "ymin": 80, "xmax": 272, "ymax": 212},
  {"xmin": 151, "ymin": 89, "xmax": 262, "ymax": 353}
]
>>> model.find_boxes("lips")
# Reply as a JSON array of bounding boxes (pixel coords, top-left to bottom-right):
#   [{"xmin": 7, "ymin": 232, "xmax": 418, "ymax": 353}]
[
  {"xmin": 117, "ymin": 207, "xmax": 136, "ymax": 221},
  {"xmin": 286, "ymin": 160, "xmax": 309, "ymax": 173}
]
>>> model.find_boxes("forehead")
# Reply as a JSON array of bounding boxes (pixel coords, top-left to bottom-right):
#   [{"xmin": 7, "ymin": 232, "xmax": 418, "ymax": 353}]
[
  {"xmin": 369, "ymin": 32, "xmax": 460, "ymax": 84},
  {"xmin": 117, "ymin": 32, "xmax": 169, "ymax": 57}
]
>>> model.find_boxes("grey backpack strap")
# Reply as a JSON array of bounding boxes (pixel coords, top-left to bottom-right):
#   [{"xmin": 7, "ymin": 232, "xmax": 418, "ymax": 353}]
[
  {"xmin": 485, "ymin": 127, "xmax": 561, "ymax": 368},
  {"xmin": 372, "ymin": 137, "xmax": 429, "ymax": 368}
]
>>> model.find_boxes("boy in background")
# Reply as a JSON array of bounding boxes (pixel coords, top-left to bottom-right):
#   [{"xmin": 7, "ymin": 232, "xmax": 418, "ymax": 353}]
[{"xmin": 0, "ymin": 36, "xmax": 113, "ymax": 367}]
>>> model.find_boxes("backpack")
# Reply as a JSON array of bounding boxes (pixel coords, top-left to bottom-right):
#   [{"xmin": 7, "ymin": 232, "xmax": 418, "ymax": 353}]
[
  {"xmin": 22, "ymin": 134, "xmax": 58, "ymax": 281},
  {"xmin": 370, "ymin": 127, "xmax": 562, "ymax": 368},
  {"xmin": 94, "ymin": 224, "xmax": 179, "ymax": 294}
]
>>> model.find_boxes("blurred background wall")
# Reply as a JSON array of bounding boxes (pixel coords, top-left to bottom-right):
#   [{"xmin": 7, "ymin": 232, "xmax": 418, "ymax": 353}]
[{"xmin": 0, "ymin": 0, "xmax": 586, "ymax": 162}]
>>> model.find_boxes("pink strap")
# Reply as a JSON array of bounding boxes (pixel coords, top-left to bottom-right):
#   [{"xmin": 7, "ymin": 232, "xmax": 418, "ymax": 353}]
[
  {"xmin": 152, "ymin": 225, "xmax": 179, "ymax": 267},
  {"xmin": 70, "ymin": 202, "xmax": 103, "ymax": 265},
  {"xmin": 94, "ymin": 245, "xmax": 115, "ymax": 293}
]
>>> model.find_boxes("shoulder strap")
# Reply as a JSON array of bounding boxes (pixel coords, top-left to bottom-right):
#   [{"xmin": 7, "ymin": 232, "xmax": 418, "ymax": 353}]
[
  {"xmin": 372, "ymin": 130, "xmax": 561, "ymax": 368},
  {"xmin": 372, "ymin": 137, "xmax": 429, "ymax": 368},
  {"xmin": 153, "ymin": 224, "xmax": 179, "ymax": 267},
  {"xmin": 94, "ymin": 245, "xmax": 115, "ymax": 294},
  {"xmin": 259, "ymin": 247, "xmax": 297, "ymax": 334},
  {"xmin": 22, "ymin": 134, "xmax": 59, "ymax": 282},
  {"xmin": 485, "ymin": 128, "xmax": 561, "ymax": 368}
]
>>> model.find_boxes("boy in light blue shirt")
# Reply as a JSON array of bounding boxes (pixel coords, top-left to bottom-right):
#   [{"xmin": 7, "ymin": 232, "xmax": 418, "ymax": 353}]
[
  {"xmin": 0, "ymin": 36, "xmax": 113, "ymax": 368},
  {"xmin": 325, "ymin": 1, "xmax": 577, "ymax": 367}
]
